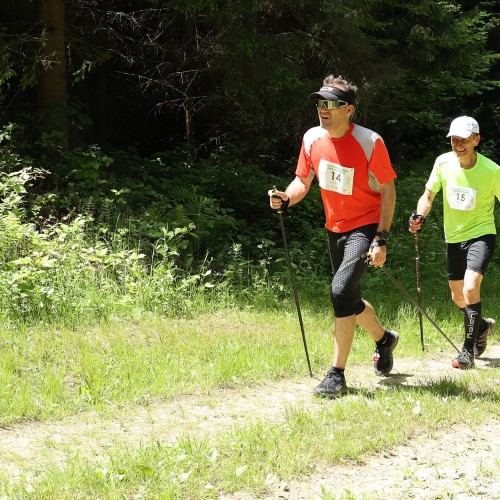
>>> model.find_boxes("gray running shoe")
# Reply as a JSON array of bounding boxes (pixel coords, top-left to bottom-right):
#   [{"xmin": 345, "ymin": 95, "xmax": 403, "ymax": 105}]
[
  {"xmin": 314, "ymin": 368, "xmax": 347, "ymax": 398},
  {"xmin": 452, "ymin": 348, "xmax": 475, "ymax": 370},
  {"xmin": 372, "ymin": 330, "xmax": 399, "ymax": 376},
  {"xmin": 474, "ymin": 318, "xmax": 496, "ymax": 358}
]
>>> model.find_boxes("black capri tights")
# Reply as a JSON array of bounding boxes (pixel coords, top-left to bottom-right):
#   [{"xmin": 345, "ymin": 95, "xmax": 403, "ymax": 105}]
[{"xmin": 327, "ymin": 224, "xmax": 377, "ymax": 317}]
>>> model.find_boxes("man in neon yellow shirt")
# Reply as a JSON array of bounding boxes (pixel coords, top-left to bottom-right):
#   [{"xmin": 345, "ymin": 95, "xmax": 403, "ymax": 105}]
[{"xmin": 409, "ymin": 116, "xmax": 500, "ymax": 369}]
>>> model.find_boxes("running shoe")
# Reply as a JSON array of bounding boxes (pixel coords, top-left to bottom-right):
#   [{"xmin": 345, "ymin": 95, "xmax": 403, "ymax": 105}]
[
  {"xmin": 452, "ymin": 348, "xmax": 475, "ymax": 370},
  {"xmin": 372, "ymin": 330, "xmax": 399, "ymax": 376},
  {"xmin": 314, "ymin": 368, "xmax": 347, "ymax": 398},
  {"xmin": 474, "ymin": 318, "xmax": 496, "ymax": 358}
]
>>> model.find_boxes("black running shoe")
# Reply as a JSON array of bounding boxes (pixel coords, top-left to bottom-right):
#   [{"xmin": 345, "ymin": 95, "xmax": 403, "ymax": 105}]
[
  {"xmin": 452, "ymin": 348, "xmax": 475, "ymax": 369},
  {"xmin": 313, "ymin": 368, "xmax": 347, "ymax": 398},
  {"xmin": 474, "ymin": 317, "xmax": 496, "ymax": 359},
  {"xmin": 372, "ymin": 330, "xmax": 399, "ymax": 376}
]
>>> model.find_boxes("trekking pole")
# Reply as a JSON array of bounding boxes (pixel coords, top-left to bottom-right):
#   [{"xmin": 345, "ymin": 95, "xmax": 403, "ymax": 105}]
[
  {"xmin": 414, "ymin": 233, "xmax": 425, "ymax": 351},
  {"xmin": 273, "ymin": 187, "xmax": 313, "ymax": 377},
  {"xmin": 366, "ymin": 254, "xmax": 460, "ymax": 354}
]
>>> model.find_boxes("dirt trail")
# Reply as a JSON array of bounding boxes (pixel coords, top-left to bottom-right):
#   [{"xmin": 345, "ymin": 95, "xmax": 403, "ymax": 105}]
[{"xmin": 0, "ymin": 345, "xmax": 499, "ymax": 498}]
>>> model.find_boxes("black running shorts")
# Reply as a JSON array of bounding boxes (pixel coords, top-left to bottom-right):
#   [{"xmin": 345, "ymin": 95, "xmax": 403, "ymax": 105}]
[{"xmin": 446, "ymin": 234, "xmax": 496, "ymax": 280}]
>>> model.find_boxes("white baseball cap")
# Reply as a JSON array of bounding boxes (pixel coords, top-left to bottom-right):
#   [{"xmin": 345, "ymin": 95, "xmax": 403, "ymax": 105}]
[{"xmin": 447, "ymin": 116, "xmax": 479, "ymax": 138}]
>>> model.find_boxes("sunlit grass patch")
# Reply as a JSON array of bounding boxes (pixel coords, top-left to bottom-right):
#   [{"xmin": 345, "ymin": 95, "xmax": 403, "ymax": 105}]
[{"xmin": 4, "ymin": 374, "xmax": 498, "ymax": 498}]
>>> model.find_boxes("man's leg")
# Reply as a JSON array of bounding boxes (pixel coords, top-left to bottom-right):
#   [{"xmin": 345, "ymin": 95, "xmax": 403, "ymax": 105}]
[
  {"xmin": 448, "ymin": 278, "xmax": 465, "ymax": 309},
  {"xmin": 356, "ymin": 300, "xmax": 384, "ymax": 341},
  {"xmin": 449, "ymin": 269, "xmax": 482, "ymax": 306},
  {"xmin": 448, "ymin": 236, "xmax": 495, "ymax": 366},
  {"xmin": 315, "ymin": 227, "xmax": 372, "ymax": 398},
  {"xmin": 332, "ymin": 315, "xmax": 357, "ymax": 369},
  {"xmin": 314, "ymin": 314, "xmax": 353, "ymax": 397},
  {"xmin": 461, "ymin": 269, "xmax": 483, "ymax": 355},
  {"xmin": 330, "ymin": 300, "xmax": 397, "ymax": 371},
  {"xmin": 327, "ymin": 227, "xmax": 373, "ymax": 369},
  {"xmin": 449, "ymin": 271, "xmax": 483, "ymax": 369},
  {"xmin": 355, "ymin": 299, "xmax": 399, "ymax": 375},
  {"xmin": 328, "ymin": 224, "xmax": 398, "ymax": 377}
]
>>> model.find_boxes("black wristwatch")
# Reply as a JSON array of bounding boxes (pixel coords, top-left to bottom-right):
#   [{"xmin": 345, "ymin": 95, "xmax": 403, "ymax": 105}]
[{"xmin": 376, "ymin": 230, "xmax": 390, "ymax": 241}]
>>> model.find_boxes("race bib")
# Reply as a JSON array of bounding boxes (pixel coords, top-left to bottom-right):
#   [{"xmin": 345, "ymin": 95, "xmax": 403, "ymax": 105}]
[
  {"xmin": 318, "ymin": 160, "xmax": 354, "ymax": 195},
  {"xmin": 446, "ymin": 186, "xmax": 477, "ymax": 211}
]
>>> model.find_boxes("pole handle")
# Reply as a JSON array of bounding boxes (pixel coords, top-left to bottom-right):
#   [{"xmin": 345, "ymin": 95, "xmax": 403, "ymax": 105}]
[{"xmin": 272, "ymin": 185, "xmax": 283, "ymax": 214}]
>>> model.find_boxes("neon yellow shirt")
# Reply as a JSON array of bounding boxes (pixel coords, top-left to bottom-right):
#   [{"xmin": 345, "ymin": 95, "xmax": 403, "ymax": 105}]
[{"xmin": 426, "ymin": 152, "xmax": 500, "ymax": 243}]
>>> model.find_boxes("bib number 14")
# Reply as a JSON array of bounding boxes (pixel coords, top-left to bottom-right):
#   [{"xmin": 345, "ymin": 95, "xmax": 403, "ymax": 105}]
[{"xmin": 318, "ymin": 160, "xmax": 354, "ymax": 195}]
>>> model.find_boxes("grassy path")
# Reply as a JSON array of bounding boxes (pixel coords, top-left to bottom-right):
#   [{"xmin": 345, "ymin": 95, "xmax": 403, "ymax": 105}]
[{"xmin": 0, "ymin": 344, "xmax": 499, "ymax": 498}]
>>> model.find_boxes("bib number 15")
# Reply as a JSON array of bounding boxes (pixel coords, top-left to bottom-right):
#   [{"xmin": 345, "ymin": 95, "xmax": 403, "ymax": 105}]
[{"xmin": 446, "ymin": 186, "xmax": 477, "ymax": 211}]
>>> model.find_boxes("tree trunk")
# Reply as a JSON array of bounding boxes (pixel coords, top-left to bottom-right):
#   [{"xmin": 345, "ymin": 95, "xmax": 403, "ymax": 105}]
[
  {"xmin": 183, "ymin": 13, "xmax": 195, "ymax": 156},
  {"xmin": 37, "ymin": 0, "xmax": 68, "ymax": 140}
]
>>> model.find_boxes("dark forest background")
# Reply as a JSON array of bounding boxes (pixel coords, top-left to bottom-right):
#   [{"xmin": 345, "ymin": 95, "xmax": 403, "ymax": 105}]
[{"xmin": 0, "ymin": 0, "xmax": 498, "ymax": 322}]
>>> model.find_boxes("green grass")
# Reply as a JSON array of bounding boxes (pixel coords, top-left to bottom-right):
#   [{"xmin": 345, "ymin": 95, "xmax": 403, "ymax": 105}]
[
  {"xmin": 0, "ymin": 301, "xmax": 498, "ymax": 497},
  {"xmin": 1, "ymin": 372, "xmax": 498, "ymax": 498},
  {"xmin": 0, "ymin": 301, "xmax": 496, "ymax": 423}
]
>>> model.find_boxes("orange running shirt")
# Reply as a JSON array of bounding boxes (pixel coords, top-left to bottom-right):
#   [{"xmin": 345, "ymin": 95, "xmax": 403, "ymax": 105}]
[{"xmin": 296, "ymin": 123, "xmax": 396, "ymax": 233}]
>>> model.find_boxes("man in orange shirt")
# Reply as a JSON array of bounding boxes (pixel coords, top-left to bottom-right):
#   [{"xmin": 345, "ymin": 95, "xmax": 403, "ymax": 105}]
[{"xmin": 270, "ymin": 74, "xmax": 398, "ymax": 397}]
